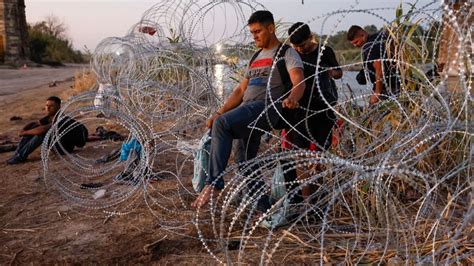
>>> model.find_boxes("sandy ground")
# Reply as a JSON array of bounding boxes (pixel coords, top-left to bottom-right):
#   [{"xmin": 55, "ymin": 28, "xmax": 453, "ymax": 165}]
[{"xmin": 0, "ymin": 68, "xmax": 219, "ymax": 264}]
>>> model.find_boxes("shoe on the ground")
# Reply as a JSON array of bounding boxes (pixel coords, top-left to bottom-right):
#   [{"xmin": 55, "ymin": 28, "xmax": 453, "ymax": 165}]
[{"xmin": 6, "ymin": 156, "xmax": 26, "ymax": 165}]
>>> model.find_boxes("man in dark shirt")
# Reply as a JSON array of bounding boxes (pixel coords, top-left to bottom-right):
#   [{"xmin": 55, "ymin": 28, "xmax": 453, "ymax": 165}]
[
  {"xmin": 7, "ymin": 96, "xmax": 88, "ymax": 165},
  {"xmin": 347, "ymin": 25, "xmax": 400, "ymax": 105},
  {"xmin": 285, "ymin": 22, "xmax": 342, "ymax": 202},
  {"xmin": 7, "ymin": 96, "xmax": 61, "ymax": 164},
  {"xmin": 287, "ymin": 22, "xmax": 342, "ymax": 150},
  {"xmin": 7, "ymin": 96, "xmax": 65, "ymax": 164}
]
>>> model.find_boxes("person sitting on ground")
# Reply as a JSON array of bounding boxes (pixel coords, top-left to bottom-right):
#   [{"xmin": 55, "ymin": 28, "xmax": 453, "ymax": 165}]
[
  {"xmin": 6, "ymin": 96, "xmax": 88, "ymax": 165},
  {"xmin": 6, "ymin": 96, "xmax": 62, "ymax": 164},
  {"xmin": 284, "ymin": 22, "xmax": 342, "ymax": 203},
  {"xmin": 347, "ymin": 25, "xmax": 400, "ymax": 106},
  {"xmin": 191, "ymin": 10, "xmax": 306, "ymax": 209}
]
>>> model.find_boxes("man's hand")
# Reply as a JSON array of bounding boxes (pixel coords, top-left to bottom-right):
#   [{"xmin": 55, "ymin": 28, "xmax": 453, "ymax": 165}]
[
  {"xmin": 206, "ymin": 113, "xmax": 221, "ymax": 128},
  {"xmin": 191, "ymin": 185, "xmax": 216, "ymax": 209},
  {"xmin": 328, "ymin": 69, "xmax": 342, "ymax": 79},
  {"xmin": 18, "ymin": 130, "xmax": 26, "ymax": 137},
  {"xmin": 282, "ymin": 96, "xmax": 299, "ymax": 109},
  {"xmin": 369, "ymin": 94, "xmax": 380, "ymax": 106},
  {"xmin": 437, "ymin": 63, "xmax": 445, "ymax": 73}
]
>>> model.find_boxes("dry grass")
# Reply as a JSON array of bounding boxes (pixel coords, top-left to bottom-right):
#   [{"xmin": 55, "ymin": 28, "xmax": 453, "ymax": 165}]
[{"xmin": 73, "ymin": 69, "xmax": 97, "ymax": 93}]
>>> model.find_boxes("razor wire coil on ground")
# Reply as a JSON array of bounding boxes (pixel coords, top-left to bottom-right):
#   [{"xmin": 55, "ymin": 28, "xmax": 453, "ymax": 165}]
[{"xmin": 41, "ymin": 0, "xmax": 472, "ymax": 264}]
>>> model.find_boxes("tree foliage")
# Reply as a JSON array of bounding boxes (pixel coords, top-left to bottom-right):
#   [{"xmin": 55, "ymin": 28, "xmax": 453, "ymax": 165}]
[{"xmin": 28, "ymin": 15, "xmax": 84, "ymax": 65}]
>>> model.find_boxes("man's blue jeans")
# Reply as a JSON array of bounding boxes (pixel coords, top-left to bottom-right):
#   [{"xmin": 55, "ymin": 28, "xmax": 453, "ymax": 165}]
[
  {"xmin": 13, "ymin": 135, "xmax": 45, "ymax": 161},
  {"xmin": 205, "ymin": 101, "xmax": 278, "ymax": 190}
]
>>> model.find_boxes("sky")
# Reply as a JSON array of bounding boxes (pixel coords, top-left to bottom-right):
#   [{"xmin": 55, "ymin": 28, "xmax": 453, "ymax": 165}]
[{"xmin": 25, "ymin": 0, "xmax": 439, "ymax": 51}]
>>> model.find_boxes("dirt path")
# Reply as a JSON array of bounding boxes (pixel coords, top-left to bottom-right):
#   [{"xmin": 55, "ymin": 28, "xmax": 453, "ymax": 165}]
[{"xmin": 0, "ymin": 64, "xmax": 88, "ymax": 96}]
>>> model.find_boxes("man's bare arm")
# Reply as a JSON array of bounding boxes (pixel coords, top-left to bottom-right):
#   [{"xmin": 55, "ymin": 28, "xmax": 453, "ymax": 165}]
[
  {"xmin": 206, "ymin": 78, "xmax": 249, "ymax": 128},
  {"xmin": 217, "ymin": 78, "xmax": 248, "ymax": 114},
  {"xmin": 282, "ymin": 67, "xmax": 305, "ymax": 109},
  {"xmin": 370, "ymin": 60, "xmax": 383, "ymax": 105},
  {"xmin": 373, "ymin": 60, "xmax": 383, "ymax": 94}
]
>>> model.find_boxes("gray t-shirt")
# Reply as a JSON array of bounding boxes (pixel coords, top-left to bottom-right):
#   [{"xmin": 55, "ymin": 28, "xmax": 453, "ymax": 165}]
[{"xmin": 243, "ymin": 45, "xmax": 303, "ymax": 102}]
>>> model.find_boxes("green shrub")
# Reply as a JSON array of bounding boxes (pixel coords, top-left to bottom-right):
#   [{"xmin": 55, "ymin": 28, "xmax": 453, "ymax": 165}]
[{"xmin": 28, "ymin": 22, "xmax": 85, "ymax": 65}]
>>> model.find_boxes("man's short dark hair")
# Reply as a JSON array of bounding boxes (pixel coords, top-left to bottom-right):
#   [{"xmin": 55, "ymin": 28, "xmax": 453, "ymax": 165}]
[
  {"xmin": 288, "ymin": 22, "xmax": 311, "ymax": 45},
  {"xmin": 47, "ymin": 96, "xmax": 61, "ymax": 106},
  {"xmin": 347, "ymin": 25, "xmax": 364, "ymax": 41},
  {"xmin": 247, "ymin": 10, "xmax": 274, "ymax": 25}
]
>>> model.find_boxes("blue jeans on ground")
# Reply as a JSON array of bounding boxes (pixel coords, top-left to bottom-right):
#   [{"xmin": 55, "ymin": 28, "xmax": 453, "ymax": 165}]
[
  {"xmin": 206, "ymin": 101, "xmax": 279, "ymax": 190},
  {"xmin": 12, "ymin": 134, "xmax": 45, "ymax": 161}
]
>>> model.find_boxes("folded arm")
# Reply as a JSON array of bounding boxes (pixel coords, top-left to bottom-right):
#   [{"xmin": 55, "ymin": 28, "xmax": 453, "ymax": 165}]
[{"xmin": 20, "ymin": 124, "xmax": 51, "ymax": 137}]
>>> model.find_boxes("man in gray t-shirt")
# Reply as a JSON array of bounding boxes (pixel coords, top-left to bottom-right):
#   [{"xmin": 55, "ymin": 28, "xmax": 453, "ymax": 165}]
[
  {"xmin": 244, "ymin": 45, "xmax": 303, "ymax": 102},
  {"xmin": 192, "ymin": 10, "xmax": 305, "ymax": 209}
]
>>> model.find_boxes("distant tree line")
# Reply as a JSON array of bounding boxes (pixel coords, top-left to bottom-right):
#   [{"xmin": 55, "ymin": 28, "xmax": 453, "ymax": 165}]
[
  {"xmin": 28, "ymin": 15, "xmax": 86, "ymax": 65},
  {"xmin": 25, "ymin": 14, "xmax": 441, "ymax": 68}
]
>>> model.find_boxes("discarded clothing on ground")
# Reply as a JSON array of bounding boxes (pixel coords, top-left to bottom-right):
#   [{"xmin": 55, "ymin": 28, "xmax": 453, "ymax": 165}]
[{"xmin": 120, "ymin": 138, "xmax": 142, "ymax": 161}]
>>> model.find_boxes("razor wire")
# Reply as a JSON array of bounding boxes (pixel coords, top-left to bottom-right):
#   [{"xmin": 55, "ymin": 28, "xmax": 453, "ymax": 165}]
[{"xmin": 41, "ymin": 0, "xmax": 472, "ymax": 264}]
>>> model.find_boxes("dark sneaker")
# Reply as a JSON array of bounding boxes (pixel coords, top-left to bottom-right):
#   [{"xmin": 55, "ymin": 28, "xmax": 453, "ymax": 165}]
[{"xmin": 7, "ymin": 156, "xmax": 26, "ymax": 165}]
